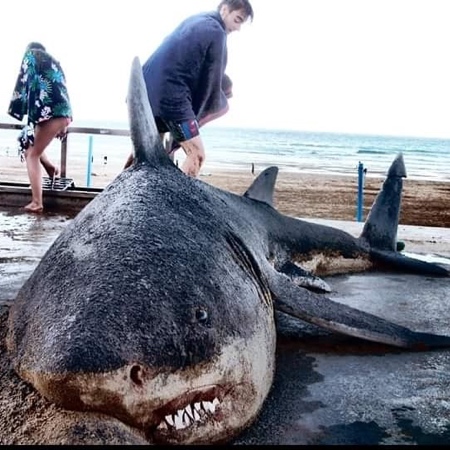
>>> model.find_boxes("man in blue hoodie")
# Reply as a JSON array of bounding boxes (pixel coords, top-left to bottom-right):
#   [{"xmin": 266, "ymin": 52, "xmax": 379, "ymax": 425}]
[{"xmin": 124, "ymin": 0, "xmax": 254, "ymax": 176}]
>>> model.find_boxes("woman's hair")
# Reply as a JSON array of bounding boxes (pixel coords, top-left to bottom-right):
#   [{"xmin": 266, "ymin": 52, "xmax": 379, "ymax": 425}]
[
  {"xmin": 26, "ymin": 42, "xmax": 46, "ymax": 52},
  {"xmin": 217, "ymin": 0, "xmax": 254, "ymax": 21}
]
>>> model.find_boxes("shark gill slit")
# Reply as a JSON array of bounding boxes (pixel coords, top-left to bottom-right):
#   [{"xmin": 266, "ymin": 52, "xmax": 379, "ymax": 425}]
[{"xmin": 225, "ymin": 233, "xmax": 272, "ymax": 308}]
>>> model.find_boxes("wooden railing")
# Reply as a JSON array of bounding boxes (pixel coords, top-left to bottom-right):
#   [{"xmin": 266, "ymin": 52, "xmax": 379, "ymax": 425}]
[{"xmin": 0, "ymin": 122, "xmax": 130, "ymax": 178}]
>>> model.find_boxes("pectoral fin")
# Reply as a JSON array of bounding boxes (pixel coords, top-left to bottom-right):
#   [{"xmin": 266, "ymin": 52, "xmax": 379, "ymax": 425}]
[{"xmin": 268, "ymin": 270, "xmax": 450, "ymax": 350}]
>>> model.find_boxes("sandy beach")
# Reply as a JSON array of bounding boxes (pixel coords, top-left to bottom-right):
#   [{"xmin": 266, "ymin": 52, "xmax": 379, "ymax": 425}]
[{"xmin": 1, "ymin": 154, "xmax": 449, "ymax": 228}]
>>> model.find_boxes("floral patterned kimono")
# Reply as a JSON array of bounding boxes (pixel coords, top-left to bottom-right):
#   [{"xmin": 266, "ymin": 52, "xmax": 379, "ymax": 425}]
[{"xmin": 7, "ymin": 47, "xmax": 73, "ymax": 157}]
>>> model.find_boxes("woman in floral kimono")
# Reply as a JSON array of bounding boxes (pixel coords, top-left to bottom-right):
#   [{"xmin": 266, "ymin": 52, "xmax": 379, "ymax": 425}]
[{"xmin": 8, "ymin": 42, "xmax": 73, "ymax": 213}]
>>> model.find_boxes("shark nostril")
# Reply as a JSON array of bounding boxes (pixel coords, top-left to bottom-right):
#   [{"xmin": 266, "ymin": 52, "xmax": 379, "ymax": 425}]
[{"xmin": 130, "ymin": 364, "xmax": 143, "ymax": 386}]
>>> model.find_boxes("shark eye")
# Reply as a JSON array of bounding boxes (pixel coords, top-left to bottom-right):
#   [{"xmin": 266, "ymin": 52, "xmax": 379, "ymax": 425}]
[{"xmin": 194, "ymin": 308, "xmax": 208, "ymax": 323}]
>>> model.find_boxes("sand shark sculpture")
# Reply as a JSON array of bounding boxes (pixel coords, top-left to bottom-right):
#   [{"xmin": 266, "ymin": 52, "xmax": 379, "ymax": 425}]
[{"xmin": 6, "ymin": 57, "xmax": 450, "ymax": 445}]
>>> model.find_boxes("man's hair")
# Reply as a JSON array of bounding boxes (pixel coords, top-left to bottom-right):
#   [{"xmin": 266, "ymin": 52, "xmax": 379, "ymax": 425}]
[{"xmin": 217, "ymin": 0, "xmax": 254, "ymax": 21}]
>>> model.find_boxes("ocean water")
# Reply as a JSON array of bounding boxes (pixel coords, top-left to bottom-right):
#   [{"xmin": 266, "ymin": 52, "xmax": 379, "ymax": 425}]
[
  {"xmin": 0, "ymin": 120, "xmax": 449, "ymax": 182},
  {"xmin": 200, "ymin": 127, "xmax": 450, "ymax": 181}
]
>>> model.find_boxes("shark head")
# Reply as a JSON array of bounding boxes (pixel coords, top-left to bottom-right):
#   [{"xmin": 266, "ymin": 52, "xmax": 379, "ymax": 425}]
[{"xmin": 6, "ymin": 57, "xmax": 276, "ymax": 444}]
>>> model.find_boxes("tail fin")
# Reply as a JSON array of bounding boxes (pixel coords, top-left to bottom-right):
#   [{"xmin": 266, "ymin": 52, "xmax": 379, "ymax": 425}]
[
  {"xmin": 127, "ymin": 57, "xmax": 169, "ymax": 166},
  {"xmin": 370, "ymin": 248, "xmax": 450, "ymax": 276},
  {"xmin": 360, "ymin": 153, "xmax": 449, "ymax": 276},
  {"xmin": 360, "ymin": 153, "xmax": 406, "ymax": 250}
]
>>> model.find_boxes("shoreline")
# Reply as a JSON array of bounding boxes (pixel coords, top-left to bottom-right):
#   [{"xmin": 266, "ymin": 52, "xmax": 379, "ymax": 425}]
[{"xmin": 1, "ymin": 155, "xmax": 449, "ymax": 228}]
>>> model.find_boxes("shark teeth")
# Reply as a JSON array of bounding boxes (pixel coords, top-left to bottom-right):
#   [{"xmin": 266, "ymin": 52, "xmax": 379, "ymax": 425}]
[{"xmin": 157, "ymin": 397, "xmax": 221, "ymax": 431}]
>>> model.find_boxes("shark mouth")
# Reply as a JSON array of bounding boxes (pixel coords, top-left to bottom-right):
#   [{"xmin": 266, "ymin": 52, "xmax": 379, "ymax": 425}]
[
  {"xmin": 151, "ymin": 384, "xmax": 227, "ymax": 439},
  {"xmin": 156, "ymin": 397, "xmax": 221, "ymax": 431}
]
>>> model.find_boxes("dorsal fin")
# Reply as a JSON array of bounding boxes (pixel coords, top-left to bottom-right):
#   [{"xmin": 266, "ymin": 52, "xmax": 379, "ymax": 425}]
[
  {"xmin": 127, "ymin": 57, "xmax": 169, "ymax": 166},
  {"xmin": 243, "ymin": 166, "xmax": 279, "ymax": 207}
]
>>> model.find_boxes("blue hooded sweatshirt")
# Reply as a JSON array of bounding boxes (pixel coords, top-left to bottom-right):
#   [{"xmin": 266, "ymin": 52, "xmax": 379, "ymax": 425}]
[{"xmin": 142, "ymin": 11, "xmax": 229, "ymax": 125}]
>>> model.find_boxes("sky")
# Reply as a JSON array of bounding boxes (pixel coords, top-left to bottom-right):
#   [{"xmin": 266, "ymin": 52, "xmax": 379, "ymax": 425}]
[{"xmin": 1, "ymin": 0, "xmax": 450, "ymax": 139}]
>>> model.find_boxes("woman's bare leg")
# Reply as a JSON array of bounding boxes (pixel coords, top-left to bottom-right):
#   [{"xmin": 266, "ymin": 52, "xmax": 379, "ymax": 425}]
[
  {"xmin": 24, "ymin": 118, "xmax": 68, "ymax": 212},
  {"xmin": 39, "ymin": 153, "xmax": 59, "ymax": 178}
]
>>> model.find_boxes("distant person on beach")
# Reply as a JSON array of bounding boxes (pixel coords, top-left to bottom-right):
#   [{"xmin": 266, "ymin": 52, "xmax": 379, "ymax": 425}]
[
  {"xmin": 7, "ymin": 42, "xmax": 73, "ymax": 213},
  {"xmin": 123, "ymin": 0, "xmax": 253, "ymax": 176}
]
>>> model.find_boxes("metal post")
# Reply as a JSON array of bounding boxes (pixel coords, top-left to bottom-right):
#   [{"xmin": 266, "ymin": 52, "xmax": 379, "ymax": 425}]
[
  {"xmin": 356, "ymin": 161, "xmax": 365, "ymax": 222},
  {"xmin": 60, "ymin": 136, "xmax": 68, "ymax": 178},
  {"xmin": 86, "ymin": 135, "xmax": 94, "ymax": 187}
]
